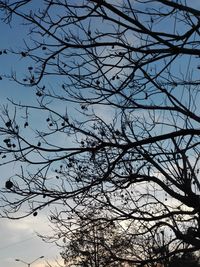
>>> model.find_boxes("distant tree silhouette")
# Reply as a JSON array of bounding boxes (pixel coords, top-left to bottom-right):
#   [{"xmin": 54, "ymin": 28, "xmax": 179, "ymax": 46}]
[
  {"xmin": 0, "ymin": 0, "xmax": 200, "ymax": 265},
  {"xmin": 59, "ymin": 213, "xmax": 129, "ymax": 267},
  {"xmin": 168, "ymin": 252, "xmax": 200, "ymax": 267}
]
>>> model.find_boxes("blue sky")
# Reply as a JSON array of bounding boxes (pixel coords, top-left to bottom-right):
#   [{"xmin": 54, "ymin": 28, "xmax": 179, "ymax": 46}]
[
  {"xmin": 0, "ymin": 5, "xmax": 62, "ymax": 267},
  {"xmin": 0, "ymin": 8, "xmax": 109, "ymax": 266}
]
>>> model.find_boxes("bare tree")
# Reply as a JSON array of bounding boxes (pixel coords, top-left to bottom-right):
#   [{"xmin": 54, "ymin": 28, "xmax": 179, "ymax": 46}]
[
  {"xmin": 56, "ymin": 213, "xmax": 130, "ymax": 267},
  {"xmin": 43, "ymin": 210, "xmax": 168, "ymax": 267},
  {"xmin": 0, "ymin": 0, "xmax": 200, "ymax": 265}
]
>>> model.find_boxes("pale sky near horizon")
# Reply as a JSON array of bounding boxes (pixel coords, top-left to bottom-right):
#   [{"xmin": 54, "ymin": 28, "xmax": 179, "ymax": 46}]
[{"xmin": 0, "ymin": 216, "xmax": 62, "ymax": 267}]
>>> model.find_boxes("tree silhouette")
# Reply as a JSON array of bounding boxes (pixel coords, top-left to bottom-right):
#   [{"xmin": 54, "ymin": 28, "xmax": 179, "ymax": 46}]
[
  {"xmin": 168, "ymin": 252, "xmax": 200, "ymax": 267},
  {"xmin": 0, "ymin": 0, "xmax": 200, "ymax": 265},
  {"xmin": 57, "ymin": 213, "xmax": 132, "ymax": 267}
]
